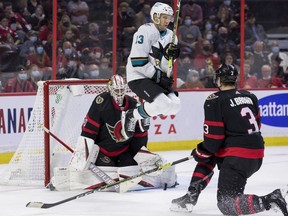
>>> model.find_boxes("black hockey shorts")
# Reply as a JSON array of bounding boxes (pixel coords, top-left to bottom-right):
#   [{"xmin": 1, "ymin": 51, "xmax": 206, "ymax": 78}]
[
  {"xmin": 95, "ymin": 151, "xmax": 137, "ymax": 167},
  {"xmin": 128, "ymin": 78, "xmax": 175, "ymax": 103}
]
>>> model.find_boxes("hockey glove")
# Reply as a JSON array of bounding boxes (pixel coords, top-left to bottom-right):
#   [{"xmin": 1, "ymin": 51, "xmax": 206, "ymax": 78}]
[
  {"xmin": 191, "ymin": 144, "xmax": 213, "ymax": 163},
  {"xmin": 152, "ymin": 68, "xmax": 174, "ymax": 89},
  {"xmin": 164, "ymin": 43, "xmax": 180, "ymax": 60}
]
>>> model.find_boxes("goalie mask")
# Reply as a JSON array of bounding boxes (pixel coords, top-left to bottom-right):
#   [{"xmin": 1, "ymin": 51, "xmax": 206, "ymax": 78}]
[
  {"xmin": 150, "ymin": 2, "xmax": 174, "ymax": 24},
  {"xmin": 107, "ymin": 75, "xmax": 127, "ymax": 106}
]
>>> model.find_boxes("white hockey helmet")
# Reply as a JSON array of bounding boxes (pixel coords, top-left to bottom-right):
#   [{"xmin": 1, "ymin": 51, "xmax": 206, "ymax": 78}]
[
  {"xmin": 150, "ymin": 2, "xmax": 174, "ymax": 24},
  {"xmin": 107, "ymin": 74, "xmax": 127, "ymax": 106}
]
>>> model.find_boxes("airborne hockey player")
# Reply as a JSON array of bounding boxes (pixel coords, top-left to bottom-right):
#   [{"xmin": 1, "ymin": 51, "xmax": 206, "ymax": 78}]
[
  {"xmin": 170, "ymin": 64, "xmax": 288, "ymax": 215},
  {"xmin": 121, "ymin": 2, "xmax": 181, "ymax": 140},
  {"xmin": 50, "ymin": 75, "xmax": 177, "ymax": 191}
]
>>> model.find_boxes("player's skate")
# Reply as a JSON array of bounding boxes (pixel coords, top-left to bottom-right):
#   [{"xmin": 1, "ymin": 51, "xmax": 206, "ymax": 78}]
[
  {"xmin": 138, "ymin": 118, "xmax": 150, "ymax": 132},
  {"xmin": 262, "ymin": 188, "xmax": 288, "ymax": 216},
  {"xmin": 121, "ymin": 109, "xmax": 137, "ymax": 139},
  {"xmin": 170, "ymin": 186, "xmax": 201, "ymax": 212}
]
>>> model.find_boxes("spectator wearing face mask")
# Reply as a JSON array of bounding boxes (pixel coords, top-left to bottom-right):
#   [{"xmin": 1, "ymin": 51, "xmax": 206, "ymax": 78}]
[
  {"xmin": 214, "ymin": 26, "xmax": 238, "ymax": 58},
  {"xmin": 78, "ymin": 22, "xmax": 102, "ymax": 51},
  {"xmin": 27, "ymin": 40, "xmax": 52, "ymax": 69},
  {"xmin": 203, "ymin": 19, "xmax": 217, "ymax": 38},
  {"xmin": 28, "ymin": 64, "xmax": 43, "ymax": 91},
  {"xmin": 203, "ymin": 29, "xmax": 216, "ymax": 47},
  {"xmin": 193, "ymin": 39, "xmax": 220, "ymax": 72},
  {"xmin": 57, "ymin": 41, "xmax": 83, "ymax": 79},
  {"xmin": 178, "ymin": 15, "xmax": 202, "ymax": 58},
  {"xmin": 4, "ymin": 66, "xmax": 35, "ymax": 93},
  {"xmin": 83, "ymin": 64, "xmax": 100, "ymax": 79},
  {"xmin": 181, "ymin": 0, "xmax": 203, "ymax": 27},
  {"xmin": 268, "ymin": 40, "xmax": 288, "ymax": 72},
  {"xmin": 180, "ymin": 68, "xmax": 204, "ymax": 89},
  {"xmin": 20, "ymin": 30, "xmax": 38, "ymax": 59}
]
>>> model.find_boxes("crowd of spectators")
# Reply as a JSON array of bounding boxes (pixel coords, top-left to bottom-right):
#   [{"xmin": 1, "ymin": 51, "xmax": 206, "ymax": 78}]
[
  {"xmin": 0, "ymin": 0, "xmax": 114, "ymax": 93},
  {"xmin": 0, "ymin": 0, "xmax": 287, "ymax": 93},
  {"xmin": 174, "ymin": 0, "xmax": 287, "ymax": 89}
]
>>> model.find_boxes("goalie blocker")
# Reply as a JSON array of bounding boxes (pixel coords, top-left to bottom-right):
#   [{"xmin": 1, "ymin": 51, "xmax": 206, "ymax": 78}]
[{"xmin": 50, "ymin": 141, "xmax": 177, "ymax": 191}]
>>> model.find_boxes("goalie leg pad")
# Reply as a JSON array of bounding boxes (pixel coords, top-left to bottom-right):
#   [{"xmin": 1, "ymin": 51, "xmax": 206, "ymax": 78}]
[
  {"xmin": 69, "ymin": 136, "xmax": 99, "ymax": 171},
  {"xmin": 70, "ymin": 166, "xmax": 118, "ymax": 191},
  {"xmin": 160, "ymin": 165, "xmax": 177, "ymax": 188},
  {"xmin": 51, "ymin": 166, "xmax": 119, "ymax": 191},
  {"xmin": 50, "ymin": 167, "xmax": 70, "ymax": 191}
]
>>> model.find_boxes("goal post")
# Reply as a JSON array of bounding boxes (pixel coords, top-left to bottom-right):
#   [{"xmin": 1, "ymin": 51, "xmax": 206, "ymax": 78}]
[{"xmin": 0, "ymin": 79, "xmax": 136, "ymax": 187}]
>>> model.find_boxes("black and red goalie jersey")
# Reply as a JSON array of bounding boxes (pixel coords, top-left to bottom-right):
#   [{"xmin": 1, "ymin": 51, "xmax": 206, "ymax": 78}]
[{"xmin": 81, "ymin": 92, "xmax": 147, "ymax": 157}]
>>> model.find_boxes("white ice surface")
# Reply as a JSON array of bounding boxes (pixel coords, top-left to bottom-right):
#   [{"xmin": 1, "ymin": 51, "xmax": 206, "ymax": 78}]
[{"xmin": 0, "ymin": 146, "xmax": 287, "ymax": 216}]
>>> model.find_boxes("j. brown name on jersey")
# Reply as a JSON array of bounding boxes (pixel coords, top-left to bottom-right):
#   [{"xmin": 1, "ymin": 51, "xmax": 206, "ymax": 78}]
[{"xmin": 230, "ymin": 97, "xmax": 253, "ymax": 107}]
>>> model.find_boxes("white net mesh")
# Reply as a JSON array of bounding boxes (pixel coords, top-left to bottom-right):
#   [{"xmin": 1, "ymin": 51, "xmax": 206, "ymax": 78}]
[{"xmin": 0, "ymin": 79, "xmax": 135, "ymax": 186}]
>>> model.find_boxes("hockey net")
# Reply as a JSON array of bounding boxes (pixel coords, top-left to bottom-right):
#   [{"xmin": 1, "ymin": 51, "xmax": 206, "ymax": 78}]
[{"xmin": 0, "ymin": 79, "xmax": 136, "ymax": 186}]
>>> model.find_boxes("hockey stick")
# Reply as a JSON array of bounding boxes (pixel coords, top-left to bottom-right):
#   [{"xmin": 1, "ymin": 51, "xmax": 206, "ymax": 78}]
[
  {"xmin": 42, "ymin": 125, "xmax": 74, "ymax": 153},
  {"xmin": 42, "ymin": 125, "xmax": 135, "ymax": 192},
  {"xmin": 167, "ymin": 0, "xmax": 181, "ymax": 78},
  {"xmin": 26, "ymin": 155, "xmax": 194, "ymax": 209}
]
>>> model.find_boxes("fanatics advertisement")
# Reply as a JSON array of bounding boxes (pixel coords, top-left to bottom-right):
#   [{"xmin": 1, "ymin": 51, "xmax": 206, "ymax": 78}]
[{"xmin": 0, "ymin": 90, "xmax": 287, "ymax": 154}]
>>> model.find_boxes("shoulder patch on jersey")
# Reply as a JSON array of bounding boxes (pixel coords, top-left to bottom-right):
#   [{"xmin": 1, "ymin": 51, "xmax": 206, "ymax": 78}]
[
  {"xmin": 95, "ymin": 95, "xmax": 104, "ymax": 104},
  {"xmin": 206, "ymin": 93, "xmax": 218, "ymax": 100}
]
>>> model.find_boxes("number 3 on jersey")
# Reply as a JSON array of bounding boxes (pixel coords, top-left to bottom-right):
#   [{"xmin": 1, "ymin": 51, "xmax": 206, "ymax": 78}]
[
  {"xmin": 136, "ymin": 35, "xmax": 144, "ymax": 44},
  {"xmin": 241, "ymin": 107, "xmax": 260, "ymax": 134}
]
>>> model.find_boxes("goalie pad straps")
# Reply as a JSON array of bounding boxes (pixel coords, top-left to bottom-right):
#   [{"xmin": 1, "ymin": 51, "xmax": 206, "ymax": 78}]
[{"xmin": 69, "ymin": 136, "xmax": 99, "ymax": 171}]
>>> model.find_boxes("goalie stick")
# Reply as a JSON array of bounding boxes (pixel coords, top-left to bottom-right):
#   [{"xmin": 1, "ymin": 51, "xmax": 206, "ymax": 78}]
[
  {"xmin": 167, "ymin": 0, "xmax": 181, "ymax": 78},
  {"xmin": 42, "ymin": 125, "xmax": 134, "ymax": 192},
  {"xmin": 26, "ymin": 155, "xmax": 194, "ymax": 209}
]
